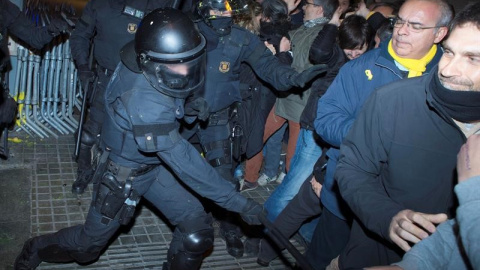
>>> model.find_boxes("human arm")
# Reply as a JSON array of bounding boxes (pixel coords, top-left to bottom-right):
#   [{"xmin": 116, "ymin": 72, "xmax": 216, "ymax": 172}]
[
  {"xmin": 245, "ymin": 41, "xmax": 327, "ymax": 91},
  {"xmin": 69, "ymin": 0, "xmax": 97, "ymax": 68},
  {"xmin": 125, "ymin": 90, "xmax": 261, "ymax": 223},
  {"xmin": 308, "ymin": 5, "xmax": 342, "ymax": 65},
  {"xmin": 314, "ymin": 70, "xmax": 358, "ymax": 147},
  {"xmin": 2, "ymin": 0, "xmax": 55, "ymax": 49},
  {"xmin": 283, "ymin": 0, "xmax": 301, "ymax": 15},
  {"xmin": 455, "ymin": 134, "xmax": 480, "ymax": 267},
  {"xmin": 334, "ymin": 90, "xmax": 404, "ymax": 239},
  {"xmin": 309, "ymin": 24, "xmax": 339, "ymax": 65}
]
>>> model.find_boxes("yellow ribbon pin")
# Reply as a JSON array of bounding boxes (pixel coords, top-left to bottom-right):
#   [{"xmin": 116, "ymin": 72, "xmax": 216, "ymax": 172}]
[{"xmin": 365, "ymin": 70, "xmax": 373, "ymax": 80}]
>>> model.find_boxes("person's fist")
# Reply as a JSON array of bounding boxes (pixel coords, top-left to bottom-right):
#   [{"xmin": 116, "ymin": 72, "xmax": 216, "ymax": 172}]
[{"xmin": 239, "ymin": 198, "xmax": 265, "ymax": 225}]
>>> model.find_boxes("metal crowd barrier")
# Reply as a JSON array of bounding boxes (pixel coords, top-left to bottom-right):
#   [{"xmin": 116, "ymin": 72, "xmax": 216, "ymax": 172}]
[{"xmin": 11, "ymin": 2, "xmax": 82, "ymax": 138}]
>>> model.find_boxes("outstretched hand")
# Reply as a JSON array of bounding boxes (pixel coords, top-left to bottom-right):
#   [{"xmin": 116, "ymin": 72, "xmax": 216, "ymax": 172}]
[
  {"xmin": 290, "ymin": 64, "xmax": 329, "ymax": 88},
  {"xmin": 389, "ymin": 209, "xmax": 447, "ymax": 251}
]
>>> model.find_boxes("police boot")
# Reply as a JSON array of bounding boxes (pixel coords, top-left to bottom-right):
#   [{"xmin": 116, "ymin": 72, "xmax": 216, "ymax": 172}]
[
  {"xmin": 72, "ymin": 169, "xmax": 93, "ymax": 195},
  {"xmin": 220, "ymin": 228, "xmax": 244, "ymax": 258},
  {"xmin": 14, "ymin": 238, "xmax": 42, "ymax": 270}
]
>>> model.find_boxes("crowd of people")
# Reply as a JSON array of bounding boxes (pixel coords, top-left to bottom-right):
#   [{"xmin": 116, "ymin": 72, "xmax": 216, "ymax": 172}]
[{"xmin": 0, "ymin": 0, "xmax": 478, "ymax": 269}]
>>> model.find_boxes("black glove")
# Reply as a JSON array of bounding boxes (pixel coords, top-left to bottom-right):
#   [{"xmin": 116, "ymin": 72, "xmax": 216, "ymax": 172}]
[
  {"xmin": 47, "ymin": 17, "xmax": 71, "ymax": 36},
  {"xmin": 289, "ymin": 64, "xmax": 329, "ymax": 88},
  {"xmin": 239, "ymin": 198, "xmax": 265, "ymax": 225},
  {"xmin": 77, "ymin": 64, "xmax": 96, "ymax": 85},
  {"xmin": 184, "ymin": 96, "xmax": 210, "ymax": 121}
]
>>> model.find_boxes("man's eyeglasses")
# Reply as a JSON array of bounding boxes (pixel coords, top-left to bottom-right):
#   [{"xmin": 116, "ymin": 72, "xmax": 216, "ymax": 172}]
[{"xmin": 391, "ymin": 17, "xmax": 445, "ymax": 33}]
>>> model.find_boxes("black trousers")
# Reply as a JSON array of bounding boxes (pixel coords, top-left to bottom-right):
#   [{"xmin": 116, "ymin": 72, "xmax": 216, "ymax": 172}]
[
  {"xmin": 305, "ymin": 207, "xmax": 351, "ymax": 270},
  {"xmin": 259, "ymin": 178, "xmax": 321, "ymax": 262},
  {"xmin": 338, "ymin": 220, "xmax": 403, "ymax": 269}
]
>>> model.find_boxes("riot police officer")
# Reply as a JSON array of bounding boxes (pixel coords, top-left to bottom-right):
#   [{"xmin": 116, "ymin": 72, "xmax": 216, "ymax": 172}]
[
  {"xmin": 71, "ymin": 0, "xmax": 172, "ymax": 195},
  {"xmin": 182, "ymin": 0, "xmax": 327, "ymax": 258},
  {"xmin": 14, "ymin": 8, "xmax": 263, "ymax": 270}
]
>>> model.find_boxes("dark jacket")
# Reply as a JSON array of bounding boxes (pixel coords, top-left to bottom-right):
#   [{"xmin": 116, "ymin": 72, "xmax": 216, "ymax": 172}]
[
  {"xmin": 300, "ymin": 24, "xmax": 347, "ymax": 130},
  {"xmin": 198, "ymin": 19, "xmax": 305, "ymax": 113},
  {"xmin": 336, "ymin": 69, "xmax": 464, "ymax": 268},
  {"xmin": 0, "ymin": 0, "xmax": 53, "ymax": 70},
  {"xmin": 70, "ymin": 0, "xmax": 169, "ymax": 71},
  {"xmin": 241, "ymin": 19, "xmax": 293, "ymax": 158},
  {"xmin": 314, "ymin": 40, "xmax": 443, "ymax": 220},
  {"xmin": 102, "ymin": 62, "xmax": 250, "ymax": 213}
]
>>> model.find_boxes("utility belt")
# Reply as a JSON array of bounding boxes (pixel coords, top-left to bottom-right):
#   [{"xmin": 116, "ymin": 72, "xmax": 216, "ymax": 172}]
[
  {"xmin": 91, "ymin": 146, "xmax": 156, "ymax": 225},
  {"xmin": 203, "ymin": 102, "xmax": 244, "ymax": 167}
]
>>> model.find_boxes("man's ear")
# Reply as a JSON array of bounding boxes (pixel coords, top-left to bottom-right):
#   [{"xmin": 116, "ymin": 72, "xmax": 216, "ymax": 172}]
[
  {"xmin": 317, "ymin": 6, "xmax": 325, "ymax": 17},
  {"xmin": 434, "ymin": 26, "xmax": 449, "ymax": 43}
]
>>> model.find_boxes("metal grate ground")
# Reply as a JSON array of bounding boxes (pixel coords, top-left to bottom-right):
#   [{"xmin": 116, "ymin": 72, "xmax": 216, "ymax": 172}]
[{"xmin": 1, "ymin": 132, "xmax": 305, "ymax": 269}]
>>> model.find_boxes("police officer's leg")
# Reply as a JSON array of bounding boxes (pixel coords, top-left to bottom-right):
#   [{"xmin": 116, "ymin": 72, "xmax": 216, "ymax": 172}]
[
  {"xmin": 15, "ymin": 193, "xmax": 122, "ymax": 268},
  {"xmin": 16, "ymin": 166, "xmax": 160, "ymax": 269},
  {"xmin": 72, "ymin": 75, "xmax": 108, "ymax": 194},
  {"xmin": 197, "ymin": 123, "xmax": 245, "ymax": 258},
  {"xmin": 72, "ymin": 127, "xmax": 97, "ymax": 194},
  {"xmin": 141, "ymin": 166, "xmax": 214, "ymax": 270}
]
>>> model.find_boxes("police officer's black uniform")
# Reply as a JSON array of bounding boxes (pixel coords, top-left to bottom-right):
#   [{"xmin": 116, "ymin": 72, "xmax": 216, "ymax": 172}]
[
  {"xmin": 182, "ymin": 0, "xmax": 328, "ymax": 258},
  {"xmin": 14, "ymin": 9, "xmax": 263, "ymax": 270},
  {"xmin": 70, "ymin": 0, "xmax": 171, "ymax": 194}
]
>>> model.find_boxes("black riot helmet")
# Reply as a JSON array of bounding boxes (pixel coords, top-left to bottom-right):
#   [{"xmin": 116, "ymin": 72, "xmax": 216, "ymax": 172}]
[
  {"xmin": 120, "ymin": 8, "xmax": 206, "ymax": 98},
  {"xmin": 197, "ymin": 0, "xmax": 249, "ymax": 20}
]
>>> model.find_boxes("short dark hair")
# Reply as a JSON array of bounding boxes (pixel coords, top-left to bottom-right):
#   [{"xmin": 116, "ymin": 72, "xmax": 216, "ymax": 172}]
[
  {"xmin": 312, "ymin": 0, "xmax": 339, "ymax": 19},
  {"xmin": 371, "ymin": 2, "xmax": 400, "ymax": 15},
  {"xmin": 449, "ymin": 1, "xmax": 480, "ymax": 32},
  {"xmin": 261, "ymin": 0, "xmax": 289, "ymax": 24},
  {"xmin": 338, "ymin": 15, "xmax": 375, "ymax": 50}
]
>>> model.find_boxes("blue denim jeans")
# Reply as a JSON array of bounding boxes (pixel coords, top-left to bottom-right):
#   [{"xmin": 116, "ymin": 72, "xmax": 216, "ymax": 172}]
[
  {"xmin": 263, "ymin": 123, "xmax": 287, "ymax": 178},
  {"xmin": 264, "ymin": 129, "xmax": 322, "ymax": 221}
]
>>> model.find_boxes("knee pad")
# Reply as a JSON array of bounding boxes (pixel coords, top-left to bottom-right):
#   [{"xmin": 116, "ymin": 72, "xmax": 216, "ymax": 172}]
[
  {"xmin": 178, "ymin": 215, "xmax": 214, "ymax": 254},
  {"xmin": 80, "ymin": 129, "xmax": 97, "ymax": 147},
  {"xmin": 182, "ymin": 228, "xmax": 214, "ymax": 254},
  {"xmin": 167, "ymin": 214, "xmax": 214, "ymax": 270}
]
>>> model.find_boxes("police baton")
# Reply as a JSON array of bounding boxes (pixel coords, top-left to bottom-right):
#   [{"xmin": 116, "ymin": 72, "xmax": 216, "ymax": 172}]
[
  {"xmin": 73, "ymin": 76, "xmax": 96, "ymax": 160},
  {"xmin": 258, "ymin": 214, "xmax": 315, "ymax": 270}
]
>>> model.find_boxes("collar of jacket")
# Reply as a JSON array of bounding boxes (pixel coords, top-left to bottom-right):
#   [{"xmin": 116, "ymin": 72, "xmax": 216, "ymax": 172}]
[
  {"xmin": 303, "ymin": 17, "xmax": 329, "ymax": 28},
  {"xmin": 374, "ymin": 40, "xmax": 444, "ymax": 78}
]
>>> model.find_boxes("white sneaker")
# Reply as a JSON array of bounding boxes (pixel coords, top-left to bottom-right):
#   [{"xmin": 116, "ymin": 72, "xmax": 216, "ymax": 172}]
[
  {"xmin": 257, "ymin": 173, "xmax": 277, "ymax": 186},
  {"xmin": 276, "ymin": 172, "xmax": 286, "ymax": 184}
]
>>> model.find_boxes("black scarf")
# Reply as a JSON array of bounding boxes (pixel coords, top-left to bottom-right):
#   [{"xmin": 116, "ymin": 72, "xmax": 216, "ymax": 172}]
[
  {"xmin": 430, "ymin": 71, "xmax": 480, "ymax": 123},
  {"xmin": 198, "ymin": 18, "xmax": 232, "ymax": 52}
]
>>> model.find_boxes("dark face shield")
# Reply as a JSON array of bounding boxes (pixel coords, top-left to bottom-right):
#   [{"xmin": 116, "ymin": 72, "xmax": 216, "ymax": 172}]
[{"xmin": 141, "ymin": 54, "xmax": 206, "ymax": 98}]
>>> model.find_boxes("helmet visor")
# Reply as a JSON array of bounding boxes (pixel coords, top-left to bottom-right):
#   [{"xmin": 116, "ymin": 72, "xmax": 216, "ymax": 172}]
[{"xmin": 142, "ymin": 54, "xmax": 206, "ymax": 98}]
